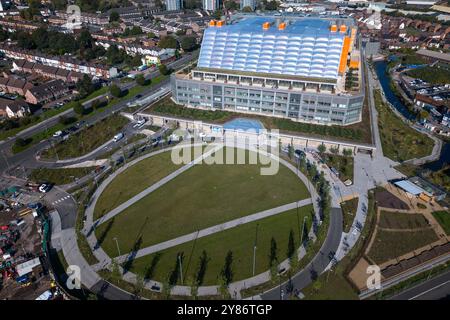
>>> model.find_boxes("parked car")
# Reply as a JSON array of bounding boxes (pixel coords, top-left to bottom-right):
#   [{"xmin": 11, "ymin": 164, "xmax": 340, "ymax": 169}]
[
  {"xmin": 38, "ymin": 184, "xmax": 52, "ymax": 193},
  {"xmin": 53, "ymin": 130, "xmax": 63, "ymax": 138},
  {"xmin": 294, "ymin": 149, "xmax": 305, "ymax": 159}
]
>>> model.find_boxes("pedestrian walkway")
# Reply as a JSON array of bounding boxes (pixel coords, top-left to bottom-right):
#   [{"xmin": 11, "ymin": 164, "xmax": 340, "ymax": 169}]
[
  {"xmin": 81, "ymin": 142, "xmax": 324, "ymax": 298},
  {"xmin": 114, "ymin": 198, "xmax": 312, "ymax": 263}
]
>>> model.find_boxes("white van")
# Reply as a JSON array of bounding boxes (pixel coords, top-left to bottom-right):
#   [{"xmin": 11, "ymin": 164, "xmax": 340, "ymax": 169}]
[{"xmin": 113, "ymin": 133, "xmax": 124, "ymax": 142}]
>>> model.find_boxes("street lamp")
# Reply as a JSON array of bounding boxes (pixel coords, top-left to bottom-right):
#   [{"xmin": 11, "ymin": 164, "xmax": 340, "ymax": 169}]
[
  {"xmin": 178, "ymin": 254, "xmax": 184, "ymax": 285},
  {"xmin": 252, "ymin": 223, "xmax": 259, "ymax": 277},
  {"xmin": 113, "ymin": 237, "xmax": 121, "ymax": 257}
]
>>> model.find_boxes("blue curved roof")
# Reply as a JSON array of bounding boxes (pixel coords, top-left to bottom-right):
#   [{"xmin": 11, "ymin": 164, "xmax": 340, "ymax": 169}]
[{"xmin": 198, "ymin": 17, "xmax": 346, "ymax": 79}]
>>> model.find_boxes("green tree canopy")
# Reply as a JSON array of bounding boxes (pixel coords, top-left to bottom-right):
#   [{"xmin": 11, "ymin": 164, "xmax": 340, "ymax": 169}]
[
  {"xmin": 158, "ymin": 36, "xmax": 177, "ymax": 49},
  {"xmin": 109, "ymin": 10, "xmax": 120, "ymax": 22},
  {"xmin": 180, "ymin": 36, "xmax": 197, "ymax": 52}
]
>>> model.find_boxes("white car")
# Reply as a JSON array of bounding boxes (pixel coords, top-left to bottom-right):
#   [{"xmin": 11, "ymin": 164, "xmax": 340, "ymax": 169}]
[
  {"xmin": 53, "ymin": 130, "xmax": 63, "ymax": 138},
  {"xmin": 38, "ymin": 184, "xmax": 52, "ymax": 193}
]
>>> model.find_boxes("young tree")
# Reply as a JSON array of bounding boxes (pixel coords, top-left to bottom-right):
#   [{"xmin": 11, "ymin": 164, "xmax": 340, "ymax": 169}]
[
  {"xmin": 135, "ymin": 74, "xmax": 148, "ymax": 86},
  {"xmin": 287, "ymin": 229, "xmax": 295, "ymax": 260},
  {"xmin": 110, "ymin": 84, "xmax": 122, "ymax": 98},
  {"xmin": 133, "ymin": 273, "xmax": 146, "ymax": 299},
  {"xmin": 343, "ymin": 148, "xmax": 353, "ymax": 157},
  {"xmin": 419, "ymin": 110, "xmax": 429, "ymax": 121},
  {"xmin": 269, "ymin": 237, "xmax": 278, "ymax": 278},
  {"xmin": 196, "ymin": 250, "xmax": 209, "ymax": 286},
  {"xmin": 158, "ymin": 64, "xmax": 171, "ymax": 76},
  {"xmin": 110, "ymin": 258, "xmax": 122, "ymax": 281},
  {"xmin": 73, "ymin": 101, "xmax": 85, "ymax": 115},
  {"xmin": 330, "ymin": 146, "xmax": 339, "ymax": 154},
  {"xmin": 221, "ymin": 250, "xmax": 233, "ymax": 285},
  {"xmin": 318, "ymin": 143, "xmax": 326, "ymax": 155},
  {"xmin": 162, "ymin": 273, "xmax": 172, "ymax": 299},
  {"xmin": 288, "ymin": 143, "xmax": 294, "ymax": 159}
]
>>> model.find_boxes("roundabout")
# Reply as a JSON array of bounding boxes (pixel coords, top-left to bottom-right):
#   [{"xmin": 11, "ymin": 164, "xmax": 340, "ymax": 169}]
[{"xmin": 83, "ymin": 142, "xmax": 323, "ymax": 297}]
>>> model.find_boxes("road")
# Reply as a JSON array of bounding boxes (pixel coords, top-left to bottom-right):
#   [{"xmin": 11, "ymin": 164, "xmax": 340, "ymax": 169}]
[
  {"xmin": 389, "ymin": 270, "xmax": 450, "ymax": 300},
  {"xmin": 0, "ymin": 52, "xmax": 194, "ymax": 174},
  {"xmin": 0, "ymin": 79, "xmax": 171, "ymax": 174},
  {"xmin": 261, "ymin": 208, "xmax": 343, "ymax": 299},
  {"xmin": 46, "ymin": 186, "xmax": 136, "ymax": 300}
]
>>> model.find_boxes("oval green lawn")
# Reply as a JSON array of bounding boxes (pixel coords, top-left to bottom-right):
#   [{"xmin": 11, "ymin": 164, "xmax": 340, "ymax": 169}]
[{"xmin": 95, "ymin": 148, "xmax": 310, "ymax": 257}]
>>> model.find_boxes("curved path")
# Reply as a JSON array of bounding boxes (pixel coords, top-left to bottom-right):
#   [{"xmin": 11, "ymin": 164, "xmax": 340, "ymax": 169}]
[{"xmin": 81, "ymin": 141, "xmax": 334, "ymax": 298}]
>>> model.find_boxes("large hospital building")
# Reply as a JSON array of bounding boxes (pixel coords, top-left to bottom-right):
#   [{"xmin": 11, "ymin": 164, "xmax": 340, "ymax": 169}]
[{"xmin": 171, "ymin": 16, "xmax": 365, "ymax": 126}]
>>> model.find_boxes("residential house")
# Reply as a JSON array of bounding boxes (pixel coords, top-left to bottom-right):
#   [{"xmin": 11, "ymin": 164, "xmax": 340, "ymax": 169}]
[
  {"xmin": 0, "ymin": 97, "xmax": 30, "ymax": 118},
  {"xmin": 0, "ymin": 76, "xmax": 32, "ymax": 96},
  {"xmin": 25, "ymin": 80, "xmax": 69, "ymax": 105}
]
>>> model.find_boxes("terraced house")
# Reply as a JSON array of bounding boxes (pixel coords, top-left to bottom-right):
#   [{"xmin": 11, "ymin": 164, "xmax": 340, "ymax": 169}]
[{"xmin": 171, "ymin": 15, "xmax": 365, "ymax": 125}]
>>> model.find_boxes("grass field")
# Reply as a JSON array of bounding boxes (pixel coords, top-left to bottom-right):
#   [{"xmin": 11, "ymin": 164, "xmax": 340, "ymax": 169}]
[
  {"xmin": 432, "ymin": 211, "xmax": 450, "ymax": 235},
  {"xmin": 127, "ymin": 206, "xmax": 313, "ymax": 286},
  {"xmin": 341, "ymin": 197, "xmax": 358, "ymax": 233},
  {"xmin": 374, "ymin": 90, "xmax": 433, "ymax": 162},
  {"xmin": 40, "ymin": 114, "xmax": 129, "ymax": 160},
  {"xmin": 95, "ymin": 147, "xmax": 310, "ymax": 257},
  {"xmin": 367, "ymin": 229, "xmax": 439, "ymax": 264},
  {"xmin": 94, "ymin": 150, "xmax": 185, "ymax": 219},
  {"xmin": 29, "ymin": 167, "xmax": 93, "ymax": 185},
  {"xmin": 378, "ymin": 211, "xmax": 429, "ymax": 230}
]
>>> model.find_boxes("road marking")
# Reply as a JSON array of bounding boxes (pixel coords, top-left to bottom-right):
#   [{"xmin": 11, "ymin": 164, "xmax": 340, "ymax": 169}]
[{"xmin": 408, "ymin": 280, "xmax": 450, "ymax": 300}]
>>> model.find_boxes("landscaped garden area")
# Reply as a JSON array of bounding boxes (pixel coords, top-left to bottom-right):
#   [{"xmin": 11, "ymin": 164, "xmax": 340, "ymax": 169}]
[
  {"xmin": 40, "ymin": 114, "xmax": 129, "ymax": 160},
  {"xmin": 378, "ymin": 211, "xmax": 430, "ymax": 230},
  {"xmin": 432, "ymin": 211, "xmax": 450, "ymax": 235},
  {"xmin": 341, "ymin": 197, "xmax": 358, "ymax": 233},
  {"xmin": 374, "ymin": 90, "xmax": 433, "ymax": 162},
  {"xmin": 94, "ymin": 147, "xmax": 310, "ymax": 258},
  {"xmin": 367, "ymin": 228, "xmax": 439, "ymax": 264},
  {"xmin": 322, "ymin": 152, "xmax": 354, "ymax": 182}
]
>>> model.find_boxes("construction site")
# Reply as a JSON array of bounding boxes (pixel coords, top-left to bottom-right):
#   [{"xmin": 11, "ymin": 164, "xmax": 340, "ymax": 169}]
[{"xmin": 0, "ymin": 183, "xmax": 63, "ymax": 300}]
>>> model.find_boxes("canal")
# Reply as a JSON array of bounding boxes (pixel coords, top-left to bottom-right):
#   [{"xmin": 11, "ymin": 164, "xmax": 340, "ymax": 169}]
[{"xmin": 374, "ymin": 59, "xmax": 450, "ymax": 170}]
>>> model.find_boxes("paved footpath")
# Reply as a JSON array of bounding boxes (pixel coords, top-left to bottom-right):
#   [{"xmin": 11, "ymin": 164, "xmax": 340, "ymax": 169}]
[
  {"xmin": 113, "ymin": 198, "xmax": 312, "ymax": 263},
  {"xmin": 94, "ymin": 143, "xmax": 223, "ymax": 226}
]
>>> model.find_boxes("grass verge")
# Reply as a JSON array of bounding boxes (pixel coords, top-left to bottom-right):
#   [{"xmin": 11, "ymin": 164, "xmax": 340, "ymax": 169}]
[{"xmin": 374, "ymin": 90, "xmax": 433, "ymax": 162}]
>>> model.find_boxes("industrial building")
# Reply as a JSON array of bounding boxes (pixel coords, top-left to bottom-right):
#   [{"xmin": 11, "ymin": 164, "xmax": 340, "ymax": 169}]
[{"xmin": 171, "ymin": 16, "xmax": 365, "ymax": 126}]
